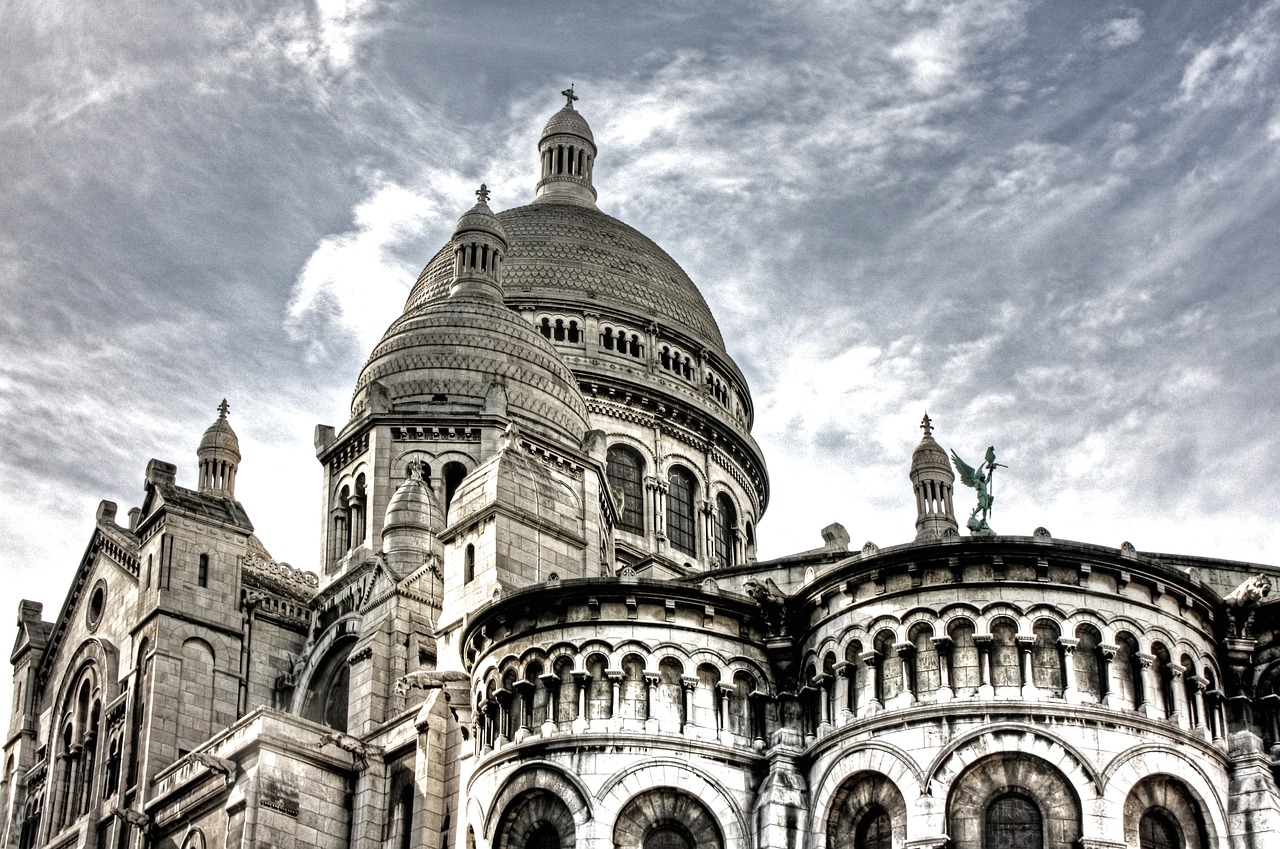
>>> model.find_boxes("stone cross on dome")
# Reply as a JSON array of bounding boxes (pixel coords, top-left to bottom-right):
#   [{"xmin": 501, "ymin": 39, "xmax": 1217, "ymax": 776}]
[
  {"xmin": 562, "ymin": 85, "xmax": 578, "ymax": 107},
  {"xmin": 218, "ymin": 398, "xmax": 230, "ymax": 419},
  {"xmin": 476, "ymin": 184, "xmax": 490, "ymax": 204},
  {"xmin": 920, "ymin": 412, "xmax": 933, "ymax": 437}
]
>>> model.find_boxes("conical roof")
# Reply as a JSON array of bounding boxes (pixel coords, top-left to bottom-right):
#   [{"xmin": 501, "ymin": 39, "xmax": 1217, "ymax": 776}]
[{"xmin": 198, "ymin": 400, "xmax": 240, "ymax": 460}]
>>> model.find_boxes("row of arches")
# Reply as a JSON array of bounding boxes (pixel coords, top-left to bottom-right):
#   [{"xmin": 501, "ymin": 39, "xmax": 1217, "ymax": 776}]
[
  {"xmin": 537, "ymin": 316, "xmax": 582, "ymax": 344},
  {"xmin": 494, "ymin": 786, "xmax": 721, "ymax": 849},
  {"xmin": 605, "ymin": 445, "xmax": 753, "ymax": 566},
  {"xmin": 541, "ymin": 142, "xmax": 592, "ymax": 182},
  {"xmin": 804, "ymin": 616, "xmax": 1224, "ymax": 739},
  {"xmin": 474, "ymin": 651, "xmax": 767, "ymax": 751},
  {"xmin": 825, "ymin": 762, "xmax": 1210, "ymax": 849}
]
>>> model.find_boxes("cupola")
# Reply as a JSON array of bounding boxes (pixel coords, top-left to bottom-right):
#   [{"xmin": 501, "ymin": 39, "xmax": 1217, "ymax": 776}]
[
  {"xmin": 382, "ymin": 459, "xmax": 442, "ymax": 576},
  {"xmin": 450, "ymin": 184, "xmax": 509, "ymax": 300},
  {"xmin": 910, "ymin": 413, "xmax": 958, "ymax": 540},
  {"xmin": 197, "ymin": 399, "xmax": 241, "ymax": 498},
  {"xmin": 534, "ymin": 86, "xmax": 598, "ymax": 207}
]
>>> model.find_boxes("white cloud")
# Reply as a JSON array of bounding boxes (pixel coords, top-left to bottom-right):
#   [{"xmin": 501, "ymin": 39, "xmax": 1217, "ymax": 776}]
[
  {"xmin": 1176, "ymin": 1, "xmax": 1280, "ymax": 108},
  {"xmin": 1088, "ymin": 12, "xmax": 1144, "ymax": 50}
]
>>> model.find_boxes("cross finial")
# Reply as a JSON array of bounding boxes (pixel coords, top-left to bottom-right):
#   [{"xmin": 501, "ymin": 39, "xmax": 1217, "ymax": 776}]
[
  {"xmin": 406, "ymin": 458, "xmax": 425, "ymax": 481},
  {"xmin": 218, "ymin": 399, "xmax": 230, "ymax": 419},
  {"xmin": 920, "ymin": 412, "xmax": 933, "ymax": 437},
  {"xmin": 475, "ymin": 183, "xmax": 490, "ymax": 204},
  {"xmin": 561, "ymin": 85, "xmax": 577, "ymax": 107}
]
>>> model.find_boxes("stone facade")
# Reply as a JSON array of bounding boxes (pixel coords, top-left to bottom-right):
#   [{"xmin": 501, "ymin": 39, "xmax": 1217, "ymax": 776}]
[{"xmin": 5, "ymin": 92, "xmax": 1280, "ymax": 849}]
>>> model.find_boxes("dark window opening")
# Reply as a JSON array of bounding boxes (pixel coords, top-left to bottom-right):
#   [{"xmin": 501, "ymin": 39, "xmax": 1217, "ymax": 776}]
[
  {"xmin": 607, "ymin": 446, "xmax": 645, "ymax": 535},
  {"xmin": 985, "ymin": 793, "xmax": 1043, "ymax": 849},
  {"xmin": 667, "ymin": 466, "xmax": 697, "ymax": 556}
]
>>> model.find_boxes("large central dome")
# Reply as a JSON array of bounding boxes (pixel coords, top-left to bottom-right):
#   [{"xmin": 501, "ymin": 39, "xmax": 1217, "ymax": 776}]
[{"xmin": 405, "ymin": 202, "xmax": 725, "ymax": 351}]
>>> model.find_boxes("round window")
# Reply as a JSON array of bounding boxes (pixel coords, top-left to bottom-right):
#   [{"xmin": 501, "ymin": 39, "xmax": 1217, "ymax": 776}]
[{"xmin": 86, "ymin": 580, "xmax": 107, "ymax": 631}]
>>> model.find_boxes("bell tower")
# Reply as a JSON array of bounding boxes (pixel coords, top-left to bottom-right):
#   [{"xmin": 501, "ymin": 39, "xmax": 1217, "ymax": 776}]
[{"xmin": 910, "ymin": 413, "xmax": 958, "ymax": 540}]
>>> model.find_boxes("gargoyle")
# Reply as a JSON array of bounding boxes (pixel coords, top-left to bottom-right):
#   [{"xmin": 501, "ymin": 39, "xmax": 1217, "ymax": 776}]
[
  {"xmin": 743, "ymin": 577, "xmax": 789, "ymax": 636},
  {"xmin": 112, "ymin": 807, "xmax": 150, "ymax": 831},
  {"xmin": 188, "ymin": 751, "xmax": 237, "ymax": 785},
  {"xmin": 1225, "ymin": 574, "xmax": 1273, "ymax": 638}
]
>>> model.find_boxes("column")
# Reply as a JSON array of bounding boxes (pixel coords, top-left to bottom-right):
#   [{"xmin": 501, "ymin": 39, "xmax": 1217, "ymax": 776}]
[
  {"xmin": 974, "ymin": 635, "xmax": 994, "ymax": 697},
  {"xmin": 680, "ymin": 676, "xmax": 698, "ymax": 734},
  {"xmin": 814, "ymin": 673, "xmax": 832, "ymax": 732},
  {"xmin": 494, "ymin": 688, "xmax": 513, "ymax": 745},
  {"xmin": 894, "ymin": 643, "xmax": 916, "ymax": 706},
  {"xmin": 539, "ymin": 673, "xmax": 560, "ymax": 734},
  {"xmin": 1016, "ymin": 636, "xmax": 1036, "ymax": 699},
  {"xmin": 513, "ymin": 681, "xmax": 533, "ymax": 741},
  {"xmin": 1136, "ymin": 653, "xmax": 1157, "ymax": 717},
  {"xmin": 932, "ymin": 637, "xmax": 954, "ymax": 701},
  {"xmin": 860, "ymin": 650, "xmax": 882, "ymax": 713},
  {"xmin": 1059, "ymin": 638, "xmax": 1080, "ymax": 703},
  {"xmin": 571, "ymin": 671, "xmax": 589, "ymax": 732},
  {"xmin": 834, "ymin": 661, "xmax": 855, "ymax": 722},
  {"xmin": 644, "ymin": 673, "xmax": 660, "ymax": 728},
  {"xmin": 718, "ymin": 683, "xmax": 734, "ymax": 742},
  {"xmin": 1167, "ymin": 664, "xmax": 1189, "ymax": 730},
  {"xmin": 1190, "ymin": 676, "xmax": 1209, "ymax": 740},
  {"xmin": 1207, "ymin": 689, "xmax": 1226, "ymax": 745},
  {"xmin": 607, "ymin": 670, "xmax": 624, "ymax": 722},
  {"xmin": 1099, "ymin": 644, "xmax": 1118, "ymax": 708}
]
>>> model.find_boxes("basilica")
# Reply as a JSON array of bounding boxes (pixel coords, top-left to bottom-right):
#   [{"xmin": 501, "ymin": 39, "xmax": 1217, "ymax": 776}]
[{"xmin": 5, "ymin": 92, "xmax": 1280, "ymax": 849}]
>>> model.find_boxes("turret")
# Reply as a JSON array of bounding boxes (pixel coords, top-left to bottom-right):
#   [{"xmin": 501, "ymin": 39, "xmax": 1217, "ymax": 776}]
[
  {"xmin": 450, "ymin": 184, "xmax": 509, "ymax": 301},
  {"xmin": 910, "ymin": 413, "xmax": 958, "ymax": 540},
  {"xmin": 534, "ymin": 86, "xmax": 598, "ymax": 207},
  {"xmin": 197, "ymin": 399, "xmax": 240, "ymax": 498}
]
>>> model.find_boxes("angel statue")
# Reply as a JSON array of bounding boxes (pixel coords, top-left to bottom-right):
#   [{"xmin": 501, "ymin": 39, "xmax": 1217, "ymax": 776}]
[{"xmin": 949, "ymin": 446, "xmax": 1005, "ymax": 536}]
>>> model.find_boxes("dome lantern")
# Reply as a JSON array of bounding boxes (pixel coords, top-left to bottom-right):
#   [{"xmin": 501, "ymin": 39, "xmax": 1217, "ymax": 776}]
[
  {"xmin": 910, "ymin": 413, "xmax": 958, "ymax": 540},
  {"xmin": 197, "ymin": 399, "xmax": 241, "ymax": 498},
  {"xmin": 535, "ymin": 86, "xmax": 598, "ymax": 207},
  {"xmin": 450, "ymin": 184, "xmax": 509, "ymax": 301}
]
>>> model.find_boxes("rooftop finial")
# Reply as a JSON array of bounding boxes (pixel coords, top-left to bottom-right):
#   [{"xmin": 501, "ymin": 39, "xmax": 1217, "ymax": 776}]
[
  {"xmin": 476, "ymin": 183, "xmax": 490, "ymax": 204},
  {"xmin": 920, "ymin": 412, "xmax": 932, "ymax": 437},
  {"xmin": 218, "ymin": 399, "xmax": 230, "ymax": 419},
  {"xmin": 562, "ymin": 85, "xmax": 578, "ymax": 108},
  {"xmin": 406, "ymin": 458, "xmax": 425, "ymax": 482}
]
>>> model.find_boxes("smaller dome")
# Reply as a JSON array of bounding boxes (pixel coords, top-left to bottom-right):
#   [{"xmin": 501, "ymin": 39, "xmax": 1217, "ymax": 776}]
[
  {"xmin": 199, "ymin": 400, "xmax": 240, "ymax": 461},
  {"xmin": 454, "ymin": 185, "xmax": 508, "ymax": 244},
  {"xmin": 541, "ymin": 98, "xmax": 594, "ymax": 146},
  {"xmin": 910, "ymin": 414, "xmax": 951, "ymax": 478},
  {"xmin": 384, "ymin": 462, "xmax": 440, "ymax": 535}
]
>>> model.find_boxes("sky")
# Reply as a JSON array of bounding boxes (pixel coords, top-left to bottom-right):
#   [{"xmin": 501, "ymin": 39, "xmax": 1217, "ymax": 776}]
[{"xmin": 3, "ymin": 0, "xmax": 1280, "ymax": 695}]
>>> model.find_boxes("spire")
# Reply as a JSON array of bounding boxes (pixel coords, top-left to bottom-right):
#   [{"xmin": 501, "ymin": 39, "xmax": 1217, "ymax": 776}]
[
  {"xmin": 910, "ymin": 412, "xmax": 958, "ymax": 540},
  {"xmin": 536, "ymin": 88, "xmax": 598, "ymax": 207},
  {"xmin": 197, "ymin": 399, "xmax": 241, "ymax": 498},
  {"xmin": 449, "ymin": 185, "xmax": 509, "ymax": 301}
]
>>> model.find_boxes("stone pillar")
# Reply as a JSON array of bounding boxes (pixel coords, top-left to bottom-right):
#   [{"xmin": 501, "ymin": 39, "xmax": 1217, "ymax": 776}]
[
  {"xmin": 1208, "ymin": 689, "xmax": 1227, "ymax": 746},
  {"xmin": 680, "ymin": 676, "xmax": 698, "ymax": 735},
  {"xmin": 539, "ymin": 673, "xmax": 560, "ymax": 735},
  {"xmin": 1190, "ymin": 675, "xmax": 1210, "ymax": 740},
  {"xmin": 607, "ymin": 670, "xmax": 624, "ymax": 723},
  {"xmin": 494, "ymin": 688, "xmax": 513, "ymax": 745},
  {"xmin": 834, "ymin": 661, "xmax": 855, "ymax": 722},
  {"xmin": 644, "ymin": 674, "xmax": 660, "ymax": 731},
  {"xmin": 933, "ymin": 637, "xmax": 954, "ymax": 701},
  {"xmin": 1059, "ymin": 637, "xmax": 1081, "ymax": 703},
  {"xmin": 814, "ymin": 674, "xmax": 832, "ymax": 732},
  {"xmin": 571, "ymin": 672, "xmax": 589, "ymax": 733},
  {"xmin": 1167, "ymin": 664, "xmax": 1189, "ymax": 730},
  {"xmin": 860, "ymin": 650, "xmax": 882, "ymax": 714},
  {"xmin": 974, "ymin": 635, "xmax": 994, "ymax": 697},
  {"xmin": 1099, "ymin": 644, "xmax": 1118, "ymax": 708},
  {"xmin": 894, "ymin": 643, "xmax": 915, "ymax": 706},
  {"xmin": 513, "ymin": 681, "xmax": 533, "ymax": 742},
  {"xmin": 1136, "ymin": 653, "xmax": 1157, "ymax": 718},
  {"xmin": 718, "ymin": 683, "xmax": 734, "ymax": 743},
  {"xmin": 1016, "ymin": 636, "xmax": 1037, "ymax": 699}
]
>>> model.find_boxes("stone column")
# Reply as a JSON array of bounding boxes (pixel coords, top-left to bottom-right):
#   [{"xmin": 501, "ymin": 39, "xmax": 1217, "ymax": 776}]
[
  {"xmin": 539, "ymin": 674, "xmax": 560, "ymax": 735},
  {"xmin": 1016, "ymin": 636, "xmax": 1037, "ymax": 699},
  {"xmin": 513, "ymin": 681, "xmax": 534, "ymax": 741},
  {"xmin": 680, "ymin": 676, "xmax": 698, "ymax": 735},
  {"xmin": 1190, "ymin": 675, "xmax": 1210, "ymax": 740},
  {"xmin": 814, "ymin": 674, "xmax": 832, "ymax": 732},
  {"xmin": 1059, "ymin": 637, "xmax": 1081, "ymax": 703},
  {"xmin": 1136, "ymin": 653, "xmax": 1157, "ymax": 718},
  {"xmin": 718, "ymin": 683, "xmax": 735, "ymax": 742},
  {"xmin": 494, "ymin": 688, "xmax": 513, "ymax": 746},
  {"xmin": 860, "ymin": 650, "xmax": 883, "ymax": 714},
  {"xmin": 1099, "ymin": 644, "xmax": 1118, "ymax": 708},
  {"xmin": 933, "ymin": 637, "xmax": 954, "ymax": 701},
  {"xmin": 894, "ymin": 643, "xmax": 916, "ymax": 706},
  {"xmin": 644, "ymin": 673, "xmax": 660, "ymax": 729},
  {"xmin": 1208, "ymin": 689, "xmax": 1226, "ymax": 745},
  {"xmin": 607, "ymin": 670, "xmax": 624, "ymax": 722},
  {"xmin": 700, "ymin": 500, "xmax": 714, "ymax": 563},
  {"xmin": 571, "ymin": 672, "xmax": 589, "ymax": 732},
  {"xmin": 1167, "ymin": 664, "xmax": 1189, "ymax": 730},
  {"xmin": 975, "ymin": 635, "xmax": 994, "ymax": 697},
  {"xmin": 834, "ymin": 661, "xmax": 855, "ymax": 722}
]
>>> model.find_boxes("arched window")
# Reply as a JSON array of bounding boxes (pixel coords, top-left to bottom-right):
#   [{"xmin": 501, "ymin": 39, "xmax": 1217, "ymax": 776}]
[
  {"xmin": 607, "ymin": 446, "xmax": 645, "ymax": 535},
  {"xmin": 1139, "ymin": 808, "xmax": 1179, "ymax": 849},
  {"xmin": 855, "ymin": 805, "xmax": 892, "ymax": 849},
  {"xmin": 985, "ymin": 793, "xmax": 1042, "ymax": 849},
  {"xmin": 644, "ymin": 825, "xmax": 692, "ymax": 849},
  {"xmin": 666, "ymin": 466, "xmax": 697, "ymax": 556},
  {"xmin": 713, "ymin": 493, "xmax": 736, "ymax": 567},
  {"xmin": 443, "ymin": 461, "xmax": 468, "ymax": 517},
  {"xmin": 197, "ymin": 553, "xmax": 209, "ymax": 588},
  {"xmin": 464, "ymin": 544, "xmax": 476, "ymax": 584},
  {"xmin": 303, "ymin": 636, "xmax": 355, "ymax": 731},
  {"xmin": 527, "ymin": 823, "xmax": 561, "ymax": 849}
]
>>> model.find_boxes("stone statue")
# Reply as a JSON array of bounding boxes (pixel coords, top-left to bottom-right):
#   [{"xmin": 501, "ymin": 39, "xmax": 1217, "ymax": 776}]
[
  {"xmin": 1225, "ymin": 574, "xmax": 1272, "ymax": 637},
  {"xmin": 743, "ymin": 576, "xmax": 789, "ymax": 636},
  {"xmin": 950, "ymin": 445, "xmax": 1004, "ymax": 536}
]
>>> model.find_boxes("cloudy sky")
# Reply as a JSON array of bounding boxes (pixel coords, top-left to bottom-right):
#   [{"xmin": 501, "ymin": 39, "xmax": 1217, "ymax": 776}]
[{"xmin": 4, "ymin": 0, "xmax": 1280, "ymax": 662}]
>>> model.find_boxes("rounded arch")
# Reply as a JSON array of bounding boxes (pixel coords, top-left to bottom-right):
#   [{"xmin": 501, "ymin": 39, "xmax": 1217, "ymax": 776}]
[
  {"xmin": 612, "ymin": 789, "xmax": 722, "ymax": 849},
  {"xmin": 1103, "ymin": 745, "xmax": 1227, "ymax": 845},
  {"xmin": 597, "ymin": 760, "xmax": 746, "ymax": 849},
  {"xmin": 1123, "ymin": 775, "xmax": 1212, "ymax": 849},
  {"xmin": 946, "ymin": 753, "xmax": 1081, "ymax": 849},
  {"xmin": 494, "ymin": 791, "xmax": 576, "ymax": 849},
  {"xmin": 299, "ymin": 631, "xmax": 357, "ymax": 731},
  {"xmin": 927, "ymin": 723, "xmax": 1101, "ymax": 797},
  {"xmin": 483, "ymin": 763, "xmax": 592, "ymax": 844},
  {"xmin": 823, "ymin": 771, "xmax": 908, "ymax": 849}
]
